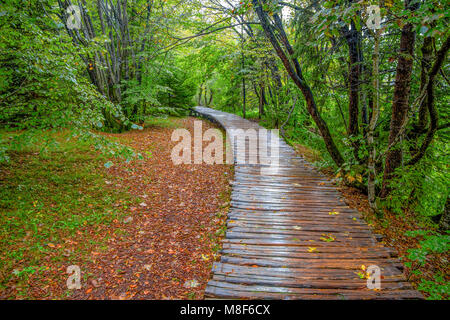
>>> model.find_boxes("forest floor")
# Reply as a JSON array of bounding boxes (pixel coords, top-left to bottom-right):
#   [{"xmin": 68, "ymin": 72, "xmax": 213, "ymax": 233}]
[
  {"xmin": 292, "ymin": 143, "xmax": 449, "ymax": 300},
  {"xmin": 0, "ymin": 117, "xmax": 232, "ymax": 299}
]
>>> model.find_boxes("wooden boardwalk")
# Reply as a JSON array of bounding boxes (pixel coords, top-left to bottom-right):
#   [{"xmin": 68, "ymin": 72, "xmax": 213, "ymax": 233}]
[{"xmin": 194, "ymin": 107, "xmax": 422, "ymax": 300}]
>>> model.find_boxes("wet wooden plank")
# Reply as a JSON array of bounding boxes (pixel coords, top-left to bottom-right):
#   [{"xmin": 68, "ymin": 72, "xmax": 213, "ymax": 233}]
[
  {"xmin": 221, "ymin": 244, "xmax": 397, "ymax": 257},
  {"xmin": 205, "ymin": 285, "xmax": 423, "ymax": 300},
  {"xmin": 212, "ymin": 274, "xmax": 413, "ymax": 290},
  {"xmin": 211, "ymin": 262, "xmax": 404, "ymax": 278},
  {"xmin": 206, "ymin": 280, "xmax": 421, "ymax": 298},
  {"xmin": 194, "ymin": 107, "xmax": 422, "ymax": 300}
]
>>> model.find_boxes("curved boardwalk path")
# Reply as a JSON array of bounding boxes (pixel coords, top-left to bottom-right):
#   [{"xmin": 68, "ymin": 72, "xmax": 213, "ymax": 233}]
[{"xmin": 194, "ymin": 107, "xmax": 422, "ymax": 300}]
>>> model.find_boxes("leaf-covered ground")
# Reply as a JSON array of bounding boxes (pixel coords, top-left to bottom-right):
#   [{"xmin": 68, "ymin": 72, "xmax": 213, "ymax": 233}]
[{"xmin": 0, "ymin": 117, "xmax": 232, "ymax": 299}]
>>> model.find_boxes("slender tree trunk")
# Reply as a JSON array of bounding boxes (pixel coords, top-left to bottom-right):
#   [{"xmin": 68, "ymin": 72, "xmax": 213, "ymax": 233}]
[
  {"xmin": 368, "ymin": 30, "xmax": 381, "ymax": 210},
  {"xmin": 198, "ymin": 84, "xmax": 203, "ymax": 106},
  {"xmin": 208, "ymin": 89, "xmax": 213, "ymax": 106},
  {"xmin": 360, "ymin": 53, "xmax": 369, "ymax": 135},
  {"xmin": 344, "ymin": 20, "xmax": 361, "ymax": 138},
  {"xmin": 204, "ymin": 87, "xmax": 209, "ymax": 106},
  {"xmin": 242, "ymin": 77, "xmax": 246, "ymax": 119},
  {"xmin": 417, "ymin": 36, "xmax": 434, "ymax": 132},
  {"xmin": 259, "ymin": 83, "xmax": 266, "ymax": 118},
  {"xmin": 241, "ymin": 38, "xmax": 246, "ymax": 119},
  {"xmin": 252, "ymin": 0, "xmax": 344, "ymax": 167}
]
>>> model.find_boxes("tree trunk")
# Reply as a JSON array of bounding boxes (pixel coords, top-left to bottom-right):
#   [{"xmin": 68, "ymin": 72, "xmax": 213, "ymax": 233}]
[
  {"xmin": 252, "ymin": 0, "xmax": 344, "ymax": 167},
  {"xmin": 198, "ymin": 84, "xmax": 203, "ymax": 106},
  {"xmin": 241, "ymin": 39, "xmax": 246, "ymax": 119},
  {"xmin": 368, "ymin": 30, "xmax": 381, "ymax": 210},
  {"xmin": 417, "ymin": 36, "xmax": 433, "ymax": 132},
  {"xmin": 208, "ymin": 89, "xmax": 214, "ymax": 106},
  {"xmin": 242, "ymin": 77, "xmax": 246, "ymax": 119},
  {"xmin": 204, "ymin": 87, "xmax": 212, "ymax": 107},
  {"xmin": 344, "ymin": 18, "xmax": 362, "ymax": 161},
  {"xmin": 380, "ymin": 0, "xmax": 417, "ymax": 198},
  {"xmin": 259, "ymin": 83, "xmax": 266, "ymax": 118},
  {"xmin": 343, "ymin": 19, "xmax": 361, "ymax": 138}
]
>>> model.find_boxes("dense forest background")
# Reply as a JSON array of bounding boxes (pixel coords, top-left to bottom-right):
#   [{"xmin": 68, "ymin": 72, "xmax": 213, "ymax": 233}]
[{"xmin": 0, "ymin": 0, "xmax": 448, "ymax": 298}]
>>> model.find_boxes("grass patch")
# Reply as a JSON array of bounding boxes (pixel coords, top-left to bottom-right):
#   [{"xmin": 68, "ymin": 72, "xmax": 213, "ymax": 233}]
[
  {"xmin": 144, "ymin": 116, "xmax": 182, "ymax": 129},
  {"xmin": 0, "ymin": 130, "xmax": 138, "ymax": 299}
]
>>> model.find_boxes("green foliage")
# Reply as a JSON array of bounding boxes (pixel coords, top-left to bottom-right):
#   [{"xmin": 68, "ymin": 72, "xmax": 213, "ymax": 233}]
[
  {"xmin": 121, "ymin": 56, "xmax": 195, "ymax": 121},
  {"xmin": 0, "ymin": 132, "xmax": 138, "ymax": 292},
  {"xmin": 403, "ymin": 230, "xmax": 450, "ymax": 299},
  {"xmin": 0, "ymin": 0, "xmax": 118, "ymax": 130},
  {"xmin": 0, "ymin": 0, "xmax": 193, "ymax": 164},
  {"xmin": 405, "ymin": 231, "xmax": 450, "ymax": 266},
  {"xmin": 418, "ymin": 274, "xmax": 450, "ymax": 300},
  {"xmin": 155, "ymin": 67, "xmax": 195, "ymax": 111},
  {"xmin": 383, "ymin": 140, "xmax": 449, "ymax": 219}
]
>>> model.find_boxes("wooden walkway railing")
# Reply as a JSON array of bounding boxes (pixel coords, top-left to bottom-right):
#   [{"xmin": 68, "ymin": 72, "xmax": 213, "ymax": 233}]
[{"xmin": 194, "ymin": 106, "xmax": 422, "ymax": 300}]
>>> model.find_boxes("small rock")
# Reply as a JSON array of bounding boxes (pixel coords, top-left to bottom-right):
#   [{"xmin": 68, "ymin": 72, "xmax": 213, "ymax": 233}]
[
  {"xmin": 139, "ymin": 202, "xmax": 147, "ymax": 207},
  {"xmin": 183, "ymin": 279, "xmax": 200, "ymax": 288},
  {"xmin": 123, "ymin": 216, "xmax": 133, "ymax": 224}
]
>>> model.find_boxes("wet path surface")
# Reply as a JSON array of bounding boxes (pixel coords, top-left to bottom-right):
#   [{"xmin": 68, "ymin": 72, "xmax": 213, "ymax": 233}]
[{"xmin": 194, "ymin": 107, "xmax": 422, "ymax": 300}]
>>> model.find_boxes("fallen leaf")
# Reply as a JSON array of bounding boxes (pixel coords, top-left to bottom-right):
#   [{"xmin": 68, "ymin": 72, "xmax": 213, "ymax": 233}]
[{"xmin": 201, "ymin": 254, "xmax": 209, "ymax": 261}]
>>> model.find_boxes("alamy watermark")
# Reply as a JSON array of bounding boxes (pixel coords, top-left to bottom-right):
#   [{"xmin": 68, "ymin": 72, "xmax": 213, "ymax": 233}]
[
  {"xmin": 366, "ymin": 265, "xmax": 381, "ymax": 289},
  {"xmin": 66, "ymin": 265, "xmax": 81, "ymax": 290},
  {"xmin": 66, "ymin": 5, "xmax": 81, "ymax": 30},
  {"xmin": 170, "ymin": 120, "xmax": 279, "ymax": 175},
  {"xmin": 366, "ymin": 5, "xmax": 381, "ymax": 30},
  {"xmin": 64, "ymin": 3, "xmax": 382, "ymax": 31}
]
